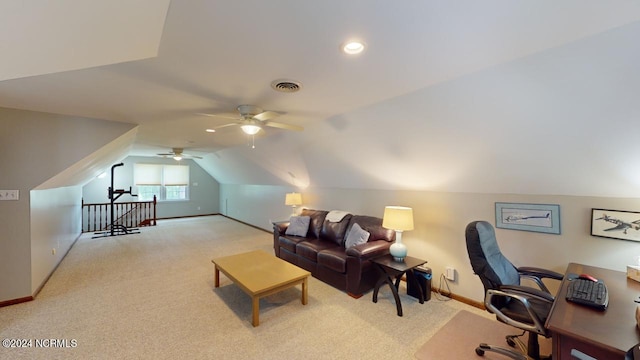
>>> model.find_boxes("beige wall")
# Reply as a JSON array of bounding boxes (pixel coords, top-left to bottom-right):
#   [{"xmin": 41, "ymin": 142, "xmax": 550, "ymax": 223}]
[
  {"xmin": 0, "ymin": 108, "xmax": 135, "ymax": 302},
  {"xmin": 30, "ymin": 186, "xmax": 82, "ymax": 294},
  {"xmin": 220, "ymin": 183, "xmax": 640, "ymax": 303}
]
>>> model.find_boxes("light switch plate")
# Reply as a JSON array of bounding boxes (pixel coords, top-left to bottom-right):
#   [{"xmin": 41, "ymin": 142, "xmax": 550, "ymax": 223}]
[{"xmin": 0, "ymin": 190, "xmax": 19, "ymax": 200}]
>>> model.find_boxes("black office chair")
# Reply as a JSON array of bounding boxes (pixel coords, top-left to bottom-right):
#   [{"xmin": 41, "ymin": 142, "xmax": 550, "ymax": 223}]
[{"xmin": 465, "ymin": 221, "xmax": 563, "ymax": 360}]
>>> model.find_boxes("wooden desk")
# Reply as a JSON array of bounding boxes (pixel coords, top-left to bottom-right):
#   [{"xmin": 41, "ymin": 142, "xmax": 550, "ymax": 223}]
[{"xmin": 546, "ymin": 262, "xmax": 640, "ymax": 359}]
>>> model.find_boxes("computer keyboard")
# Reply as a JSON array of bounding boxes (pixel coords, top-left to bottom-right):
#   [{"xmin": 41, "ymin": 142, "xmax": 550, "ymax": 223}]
[{"xmin": 566, "ymin": 278, "xmax": 609, "ymax": 311}]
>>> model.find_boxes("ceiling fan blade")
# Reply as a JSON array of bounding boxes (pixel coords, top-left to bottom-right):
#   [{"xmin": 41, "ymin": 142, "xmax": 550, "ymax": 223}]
[
  {"xmin": 253, "ymin": 111, "xmax": 280, "ymax": 121},
  {"xmin": 157, "ymin": 153, "xmax": 174, "ymax": 156},
  {"xmin": 263, "ymin": 121, "xmax": 303, "ymax": 131},
  {"xmin": 196, "ymin": 112, "xmax": 238, "ymax": 120},
  {"xmin": 182, "ymin": 153, "xmax": 203, "ymax": 159},
  {"xmin": 213, "ymin": 122, "xmax": 240, "ymax": 130}
]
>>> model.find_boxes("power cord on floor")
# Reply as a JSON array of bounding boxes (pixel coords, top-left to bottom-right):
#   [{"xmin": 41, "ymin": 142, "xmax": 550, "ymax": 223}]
[{"xmin": 434, "ymin": 273, "xmax": 452, "ymax": 301}]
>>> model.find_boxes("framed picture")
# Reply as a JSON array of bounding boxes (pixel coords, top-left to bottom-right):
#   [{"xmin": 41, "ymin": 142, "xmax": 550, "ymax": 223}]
[
  {"xmin": 495, "ymin": 202, "xmax": 561, "ymax": 234},
  {"xmin": 591, "ymin": 208, "xmax": 640, "ymax": 242}
]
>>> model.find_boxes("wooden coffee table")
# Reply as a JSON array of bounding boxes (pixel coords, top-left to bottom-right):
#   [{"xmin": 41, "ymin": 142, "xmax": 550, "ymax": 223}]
[{"xmin": 212, "ymin": 250, "xmax": 310, "ymax": 327}]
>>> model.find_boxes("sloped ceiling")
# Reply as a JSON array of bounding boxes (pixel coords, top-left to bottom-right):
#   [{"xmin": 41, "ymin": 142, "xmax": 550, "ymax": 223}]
[
  {"xmin": 0, "ymin": 0, "xmax": 170, "ymax": 80},
  {"xmin": 1, "ymin": 1, "xmax": 640, "ymax": 197},
  {"xmin": 34, "ymin": 127, "xmax": 138, "ymax": 190},
  {"xmin": 0, "ymin": 107, "xmax": 138, "ymax": 191}
]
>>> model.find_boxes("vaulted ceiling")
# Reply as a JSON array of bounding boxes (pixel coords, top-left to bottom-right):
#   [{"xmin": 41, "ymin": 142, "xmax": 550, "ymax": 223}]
[{"xmin": 2, "ymin": 1, "xmax": 640, "ymax": 197}]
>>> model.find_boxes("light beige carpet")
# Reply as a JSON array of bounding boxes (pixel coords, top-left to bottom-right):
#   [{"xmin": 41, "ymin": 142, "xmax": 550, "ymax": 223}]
[
  {"xmin": 0, "ymin": 216, "xmax": 481, "ymax": 360},
  {"xmin": 414, "ymin": 309, "xmax": 552, "ymax": 359}
]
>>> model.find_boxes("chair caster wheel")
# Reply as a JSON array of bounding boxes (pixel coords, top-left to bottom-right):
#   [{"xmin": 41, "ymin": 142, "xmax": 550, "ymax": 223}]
[{"xmin": 476, "ymin": 343, "xmax": 490, "ymax": 356}]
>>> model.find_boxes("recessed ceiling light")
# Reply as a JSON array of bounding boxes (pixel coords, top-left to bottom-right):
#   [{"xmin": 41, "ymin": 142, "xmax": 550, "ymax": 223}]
[
  {"xmin": 205, "ymin": 128, "xmax": 216, "ymax": 133},
  {"xmin": 341, "ymin": 40, "xmax": 366, "ymax": 55}
]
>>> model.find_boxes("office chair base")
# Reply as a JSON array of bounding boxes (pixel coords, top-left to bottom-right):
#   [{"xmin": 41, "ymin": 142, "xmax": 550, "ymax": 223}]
[
  {"xmin": 475, "ymin": 342, "xmax": 550, "ymax": 360},
  {"xmin": 476, "ymin": 343, "xmax": 531, "ymax": 360},
  {"xmin": 506, "ymin": 333, "xmax": 528, "ymax": 354}
]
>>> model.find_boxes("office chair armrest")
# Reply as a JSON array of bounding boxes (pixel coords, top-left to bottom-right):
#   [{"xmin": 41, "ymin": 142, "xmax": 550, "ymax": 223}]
[
  {"xmin": 518, "ymin": 266, "xmax": 563, "ymax": 280},
  {"xmin": 487, "ymin": 286, "xmax": 554, "ymax": 336},
  {"xmin": 500, "ymin": 284, "xmax": 554, "ymax": 303},
  {"xmin": 518, "ymin": 266, "xmax": 563, "ymax": 294}
]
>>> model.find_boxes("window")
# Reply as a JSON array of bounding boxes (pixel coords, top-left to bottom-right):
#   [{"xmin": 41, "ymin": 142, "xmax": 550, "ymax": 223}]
[
  {"xmin": 165, "ymin": 185, "xmax": 187, "ymax": 200},
  {"xmin": 134, "ymin": 163, "xmax": 189, "ymax": 201},
  {"xmin": 137, "ymin": 185, "xmax": 161, "ymax": 201}
]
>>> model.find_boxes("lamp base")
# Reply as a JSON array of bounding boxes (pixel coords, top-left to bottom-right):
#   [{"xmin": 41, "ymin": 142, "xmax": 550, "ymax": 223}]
[{"xmin": 389, "ymin": 242, "xmax": 407, "ymax": 262}]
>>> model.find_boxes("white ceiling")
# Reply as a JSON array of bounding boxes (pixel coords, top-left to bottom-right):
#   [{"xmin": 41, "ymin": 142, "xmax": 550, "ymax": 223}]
[{"xmin": 2, "ymin": 1, "xmax": 640, "ymax": 196}]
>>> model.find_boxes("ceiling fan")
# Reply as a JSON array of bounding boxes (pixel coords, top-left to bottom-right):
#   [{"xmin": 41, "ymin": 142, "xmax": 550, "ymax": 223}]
[
  {"xmin": 200, "ymin": 105, "xmax": 303, "ymax": 135},
  {"xmin": 156, "ymin": 148, "xmax": 202, "ymax": 161}
]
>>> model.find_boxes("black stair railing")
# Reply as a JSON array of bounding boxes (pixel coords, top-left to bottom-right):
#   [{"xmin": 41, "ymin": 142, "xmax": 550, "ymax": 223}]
[{"xmin": 81, "ymin": 195, "xmax": 156, "ymax": 233}]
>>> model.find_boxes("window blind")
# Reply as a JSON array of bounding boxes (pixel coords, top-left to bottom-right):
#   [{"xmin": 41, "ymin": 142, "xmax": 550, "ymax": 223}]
[
  {"xmin": 134, "ymin": 164, "xmax": 162, "ymax": 185},
  {"xmin": 163, "ymin": 165, "xmax": 189, "ymax": 185}
]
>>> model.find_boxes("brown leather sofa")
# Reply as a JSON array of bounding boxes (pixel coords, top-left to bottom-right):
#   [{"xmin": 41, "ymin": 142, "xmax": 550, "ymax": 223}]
[{"xmin": 272, "ymin": 209, "xmax": 395, "ymax": 298}]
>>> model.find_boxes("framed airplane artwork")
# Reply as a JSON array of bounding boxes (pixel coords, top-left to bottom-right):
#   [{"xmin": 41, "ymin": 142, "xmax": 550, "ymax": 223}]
[
  {"xmin": 591, "ymin": 208, "xmax": 640, "ymax": 242},
  {"xmin": 495, "ymin": 202, "xmax": 561, "ymax": 234}
]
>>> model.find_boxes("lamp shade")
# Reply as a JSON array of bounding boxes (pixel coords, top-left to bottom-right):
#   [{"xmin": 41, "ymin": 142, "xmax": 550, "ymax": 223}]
[
  {"xmin": 285, "ymin": 192, "xmax": 303, "ymax": 206},
  {"xmin": 382, "ymin": 206, "xmax": 414, "ymax": 231}
]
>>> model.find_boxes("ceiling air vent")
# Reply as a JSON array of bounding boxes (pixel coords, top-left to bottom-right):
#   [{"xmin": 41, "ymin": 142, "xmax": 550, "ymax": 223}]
[{"xmin": 271, "ymin": 79, "xmax": 302, "ymax": 93}]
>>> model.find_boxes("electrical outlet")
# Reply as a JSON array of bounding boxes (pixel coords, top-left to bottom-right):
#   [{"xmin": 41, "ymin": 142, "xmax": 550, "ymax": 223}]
[
  {"xmin": 445, "ymin": 266, "xmax": 456, "ymax": 281},
  {"xmin": 52, "ymin": 248, "xmax": 56, "ymax": 255}
]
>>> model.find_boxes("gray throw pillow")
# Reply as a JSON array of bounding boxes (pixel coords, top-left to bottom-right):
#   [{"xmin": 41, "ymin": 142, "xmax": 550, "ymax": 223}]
[
  {"xmin": 345, "ymin": 223, "xmax": 370, "ymax": 248},
  {"xmin": 285, "ymin": 216, "xmax": 310, "ymax": 237}
]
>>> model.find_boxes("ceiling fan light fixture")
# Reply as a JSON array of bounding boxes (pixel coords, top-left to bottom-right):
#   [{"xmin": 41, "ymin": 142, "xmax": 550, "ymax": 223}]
[
  {"xmin": 173, "ymin": 155, "xmax": 183, "ymax": 161},
  {"xmin": 241, "ymin": 124, "xmax": 261, "ymax": 135}
]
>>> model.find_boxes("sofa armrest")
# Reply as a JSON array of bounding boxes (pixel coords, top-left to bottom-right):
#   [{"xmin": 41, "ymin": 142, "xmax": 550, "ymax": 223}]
[
  {"xmin": 272, "ymin": 221, "xmax": 290, "ymax": 235},
  {"xmin": 272, "ymin": 221, "xmax": 290, "ymax": 258},
  {"xmin": 345, "ymin": 240, "xmax": 391, "ymax": 259}
]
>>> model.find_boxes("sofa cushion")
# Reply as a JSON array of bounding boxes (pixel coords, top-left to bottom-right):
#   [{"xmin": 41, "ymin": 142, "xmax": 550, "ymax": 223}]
[
  {"xmin": 278, "ymin": 235, "xmax": 305, "ymax": 253},
  {"xmin": 279, "ymin": 247, "xmax": 298, "ymax": 264},
  {"xmin": 318, "ymin": 248, "xmax": 348, "ymax": 273},
  {"xmin": 348, "ymin": 215, "xmax": 395, "ymax": 242},
  {"xmin": 285, "ymin": 215, "xmax": 310, "ymax": 237},
  {"xmin": 296, "ymin": 239, "xmax": 341, "ymax": 262},
  {"xmin": 345, "ymin": 222, "xmax": 370, "ymax": 248},
  {"xmin": 300, "ymin": 209, "xmax": 329, "ymax": 239},
  {"xmin": 320, "ymin": 213, "xmax": 353, "ymax": 246}
]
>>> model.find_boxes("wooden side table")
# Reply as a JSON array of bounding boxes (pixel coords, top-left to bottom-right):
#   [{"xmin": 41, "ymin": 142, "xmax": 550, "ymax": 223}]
[{"xmin": 371, "ymin": 254, "xmax": 428, "ymax": 316}]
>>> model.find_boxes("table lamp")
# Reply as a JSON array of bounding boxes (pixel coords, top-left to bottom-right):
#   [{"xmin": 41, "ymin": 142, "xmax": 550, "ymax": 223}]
[
  {"xmin": 382, "ymin": 206, "xmax": 414, "ymax": 262},
  {"xmin": 285, "ymin": 192, "xmax": 303, "ymax": 216}
]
